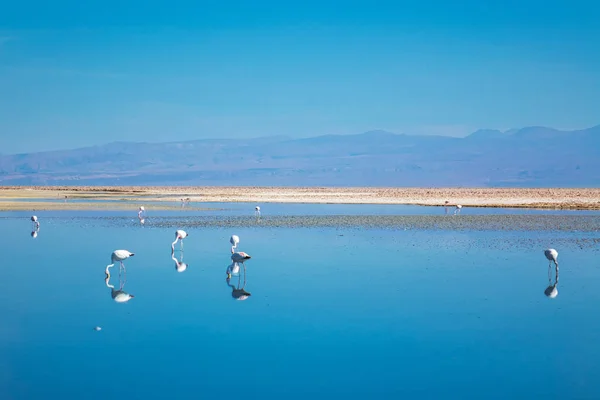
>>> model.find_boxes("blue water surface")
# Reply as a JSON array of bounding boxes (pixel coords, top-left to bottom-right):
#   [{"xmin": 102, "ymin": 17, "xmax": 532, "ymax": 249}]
[{"xmin": 1, "ymin": 205, "xmax": 600, "ymax": 399}]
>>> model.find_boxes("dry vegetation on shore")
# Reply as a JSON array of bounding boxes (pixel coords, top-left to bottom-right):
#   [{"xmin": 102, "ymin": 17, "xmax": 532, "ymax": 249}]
[{"xmin": 0, "ymin": 186, "xmax": 598, "ymax": 211}]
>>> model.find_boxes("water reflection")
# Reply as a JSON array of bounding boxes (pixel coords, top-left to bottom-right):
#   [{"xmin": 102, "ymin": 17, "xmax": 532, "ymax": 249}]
[
  {"xmin": 544, "ymin": 263, "xmax": 560, "ymax": 299},
  {"xmin": 31, "ymin": 226, "xmax": 39, "ymax": 238},
  {"xmin": 105, "ymin": 270, "xmax": 135, "ymax": 303},
  {"xmin": 226, "ymin": 261, "xmax": 241, "ymax": 278},
  {"xmin": 171, "ymin": 250, "xmax": 188, "ymax": 273},
  {"xmin": 226, "ymin": 263, "xmax": 251, "ymax": 301},
  {"xmin": 138, "ymin": 206, "xmax": 145, "ymax": 225}
]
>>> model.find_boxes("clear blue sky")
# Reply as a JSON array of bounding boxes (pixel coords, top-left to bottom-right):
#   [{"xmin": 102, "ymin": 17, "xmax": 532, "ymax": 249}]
[{"xmin": 1, "ymin": 0, "xmax": 599, "ymax": 153}]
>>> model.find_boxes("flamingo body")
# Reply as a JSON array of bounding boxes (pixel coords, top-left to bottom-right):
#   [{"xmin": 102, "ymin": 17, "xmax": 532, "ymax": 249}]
[
  {"xmin": 544, "ymin": 248, "xmax": 558, "ymax": 263},
  {"xmin": 112, "ymin": 291, "xmax": 135, "ymax": 303},
  {"xmin": 544, "ymin": 286, "xmax": 558, "ymax": 298},
  {"xmin": 111, "ymin": 250, "xmax": 135, "ymax": 263},
  {"xmin": 231, "ymin": 251, "xmax": 251, "ymax": 263}
]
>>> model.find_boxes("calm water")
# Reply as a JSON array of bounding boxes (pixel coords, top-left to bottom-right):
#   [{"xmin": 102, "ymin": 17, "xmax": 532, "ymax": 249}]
[{"xmin": 1, "ymin": 205, "xmax": 600, "ymax": 399}]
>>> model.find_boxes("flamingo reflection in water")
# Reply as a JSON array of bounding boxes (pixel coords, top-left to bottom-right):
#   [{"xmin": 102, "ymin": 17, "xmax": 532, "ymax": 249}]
[
  {"xmin": 544, "ymin": 262, "xmax": 560, "ymax": 299},
  {"xmin": 226, "ymin": 262, "xmax": 251, "ymax": 301},
  {"xmin": 543, "ymin": 249, "xmax": 560, "ymax": 298},
  {"xmin": 105, "ymin": 268, "xmax": 135, "ymax": 303},
  {"xmin": 31, "ymin": 226, "xmax": 40, "ymax": 238},
  {"xmin": 171, "ymin": 249, "xmax": 188, "ymax": 273},
  {"xmin": 138, "ymin": 206, "xmax": 145, "ymax": 225}
]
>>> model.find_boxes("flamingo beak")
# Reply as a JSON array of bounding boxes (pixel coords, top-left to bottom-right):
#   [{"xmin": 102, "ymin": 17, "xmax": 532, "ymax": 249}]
[
  {"xmin": 130, "ymin": 294, "xmax": 135, "ymax": 298},
  {"xmin": 130, "ymin": 253, "xmax": 135, "ymax": 256}
]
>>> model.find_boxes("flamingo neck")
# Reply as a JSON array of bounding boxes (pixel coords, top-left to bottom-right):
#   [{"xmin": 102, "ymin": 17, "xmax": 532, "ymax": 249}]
[{"xmin": 106, "ymin": 263, "xmax": 115, "ymax": 274}]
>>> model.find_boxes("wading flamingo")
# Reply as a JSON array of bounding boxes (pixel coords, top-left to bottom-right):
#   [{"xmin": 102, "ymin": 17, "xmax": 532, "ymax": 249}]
[
  {"xmin": 172, "ymin": 230, "xmax": 188, "ymax": 251},
  {"xmin": 544, "ymin": 248, "xmax": 558, "ymax": 267},
  {"xmin": 105, "ymin": 250, "xmax": 135, "ymax": 276}
]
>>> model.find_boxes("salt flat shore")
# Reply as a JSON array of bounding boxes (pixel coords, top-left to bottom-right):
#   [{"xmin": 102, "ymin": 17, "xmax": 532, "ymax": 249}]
[{"xmin": 0, "ymin": 186, "xmax": 598, "ymax": 211}]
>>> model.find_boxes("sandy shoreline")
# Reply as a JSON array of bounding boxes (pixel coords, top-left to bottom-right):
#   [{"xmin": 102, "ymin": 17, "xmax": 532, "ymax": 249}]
[{"xmin": 0, "ymin": 186, "xmax": 599, "ymax": 211}]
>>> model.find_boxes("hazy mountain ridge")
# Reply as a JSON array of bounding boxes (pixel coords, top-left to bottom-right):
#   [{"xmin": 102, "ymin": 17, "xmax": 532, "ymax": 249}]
[{"xmin": 1, "ymin": 126, "xmax": 599, "ymax": 187}]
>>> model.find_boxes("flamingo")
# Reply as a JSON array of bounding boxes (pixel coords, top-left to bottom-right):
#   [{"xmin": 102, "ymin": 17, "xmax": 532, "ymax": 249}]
[
  {"xmin": 105, "ymin": 274, "xmax": 134, "ymax": 303},
  {"xmin": 454, "ymin": 205, "xmax": 462, "ymax": 215},
  {"xmin": 255, "ymin": 206, "xmax": 261, "ymax": 217},
  {"xmin": 105, "ymin": 249, "xmax": 135, "ymax": 276},
  {"xmin": 172, "ymin": 230, "xmax": 188, "ymax": 251},
  {"xmin": 31, "ymin": 215, "xmax": 39, "ymax": 229},
  {"xmin": 544, "ymin": 248, "xmax": 558, "ymax": 267},
  {"xmin": 171, "ymin": 250, "xmax": 188, "ymax": 273},
  {"xmin": 230, "ymin": 234, "xmax": 240, "ymax": 253}
]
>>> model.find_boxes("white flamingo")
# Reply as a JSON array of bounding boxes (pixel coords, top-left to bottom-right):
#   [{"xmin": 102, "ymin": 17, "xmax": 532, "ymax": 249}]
[
  {"xmin": 544, "ymin": 248, "xmax": 558, "ymax": 267},
  {"xmin": 31, "ymin": 215, "xmax": 40, "ymax": 229},
  {"xmin": 255, "ymin": 206, "xmax": 261, "ymax": 217},
  {"xmin": 230, "ymin": 234, "xmax": 240, "ymax": 254},
  {"xmin": 229, "ymin": 234, "xmax": 251, "ymax": 264},
  {"xmin": 454, "ymin": 205, "xmax": 462, "ymax": 215},
  {"xmin": 172, "ymin": 230, "xmax": 188, "ymax": 251},
  {"xmin": 105, "ymin": 249, "xmax": 135, "ymax": 276}
]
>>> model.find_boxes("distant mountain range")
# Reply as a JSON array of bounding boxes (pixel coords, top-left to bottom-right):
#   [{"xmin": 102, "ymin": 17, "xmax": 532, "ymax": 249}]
[{"xmin": 1, "ymin": 126, "xmax": 599, "ymax": 187}]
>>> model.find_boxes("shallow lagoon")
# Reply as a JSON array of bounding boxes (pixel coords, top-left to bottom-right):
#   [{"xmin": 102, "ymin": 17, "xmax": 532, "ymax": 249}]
[{"xmin": 1, "ymin": 204, "xmax": 600, "ymax": 399}]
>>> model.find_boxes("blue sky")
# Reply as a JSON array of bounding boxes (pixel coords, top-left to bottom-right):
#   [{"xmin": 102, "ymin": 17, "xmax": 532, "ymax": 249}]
[{"xmin": 1, "ymin": 0, "xmax": 599, "ymax": 153}]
